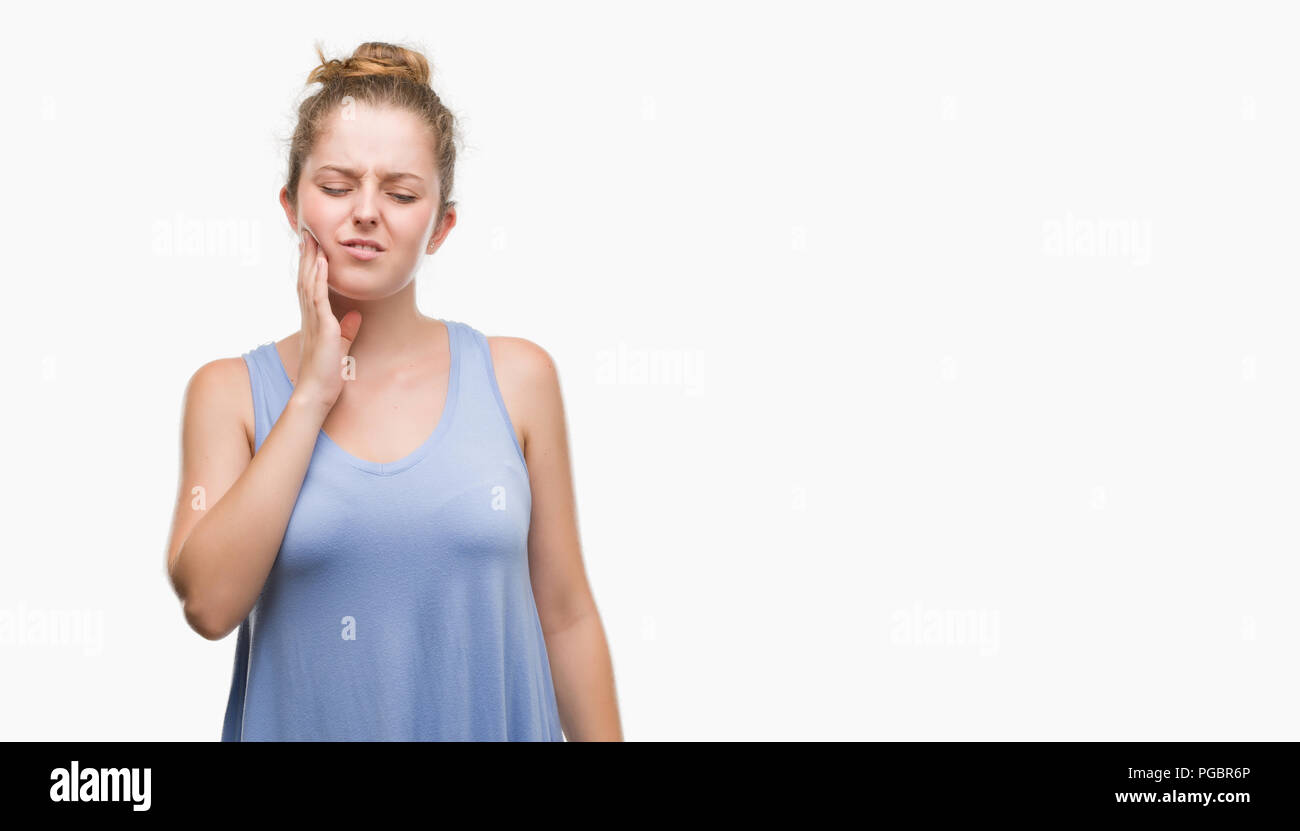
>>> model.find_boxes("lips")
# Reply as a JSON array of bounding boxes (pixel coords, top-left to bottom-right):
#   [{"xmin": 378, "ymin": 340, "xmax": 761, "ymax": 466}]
[
  {"xmin": 341, "ymin": 240, "xmax": 384, "ymax": 251},
  {"xmin": 341, "ymin": 241, "xmax": 384, "ymax": 261}
]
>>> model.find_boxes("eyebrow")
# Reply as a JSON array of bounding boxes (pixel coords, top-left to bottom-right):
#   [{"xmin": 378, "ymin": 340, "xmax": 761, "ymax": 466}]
[{"xmin": 314, "ymin": 164, "xmax": 424, "ymax": 183}]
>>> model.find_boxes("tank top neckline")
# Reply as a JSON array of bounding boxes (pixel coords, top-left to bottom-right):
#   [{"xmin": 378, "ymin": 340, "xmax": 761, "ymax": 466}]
[{"xmin": 263, "ymin": 318, "xmax": 462, "ymax": 477}]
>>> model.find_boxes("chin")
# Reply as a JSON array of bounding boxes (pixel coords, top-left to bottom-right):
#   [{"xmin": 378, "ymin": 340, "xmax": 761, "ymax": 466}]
[{"xmin": 327, "ymin": 277, "xmax": 407, "ymax": 301}]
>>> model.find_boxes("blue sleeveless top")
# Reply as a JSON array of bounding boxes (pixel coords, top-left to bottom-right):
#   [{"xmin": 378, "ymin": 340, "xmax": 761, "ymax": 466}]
[{"xmin": 221, "ymin": 318, "xmax": 564, "ymax": 741}]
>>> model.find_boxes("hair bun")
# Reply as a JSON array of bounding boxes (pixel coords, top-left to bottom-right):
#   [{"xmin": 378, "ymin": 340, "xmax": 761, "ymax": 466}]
[{"xmin": 307, "ymin": 41, "xmax": 431, "ymax": 87}]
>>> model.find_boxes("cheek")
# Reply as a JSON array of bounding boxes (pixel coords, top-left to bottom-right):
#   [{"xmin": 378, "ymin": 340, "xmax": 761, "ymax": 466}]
[
  {"xmin": 389, "ymin": 216, "xmax": 434, "ymax": 250},
  {"xmin": 297, "ymin": 202, "xmax": 334, "ymax": 238},
  {"xmin": 397, "ymin": 209, "xmax": 434, "ymax": 234}
]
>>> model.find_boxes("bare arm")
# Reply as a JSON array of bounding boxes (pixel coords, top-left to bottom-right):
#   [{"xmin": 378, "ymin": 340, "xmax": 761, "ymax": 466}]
[
  {"xmin": 492, "ymin": 336, "xmax": 622, "ymax": 740},
  {"xmin": 165, "ymin": 360, "xmax": 332, "ymax": 640}
]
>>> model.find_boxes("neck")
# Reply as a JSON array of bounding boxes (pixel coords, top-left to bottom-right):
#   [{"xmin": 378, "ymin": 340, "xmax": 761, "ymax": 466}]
[{"xmin": 324, "ymin": 280, "xmax": 438, "ymax": 369}]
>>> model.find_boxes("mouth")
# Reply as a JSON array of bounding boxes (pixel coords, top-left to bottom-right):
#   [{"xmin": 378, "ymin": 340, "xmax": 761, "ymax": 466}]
[{"xmin": 341, "ymin": 240, "xmax": 385, "ymax": 260}]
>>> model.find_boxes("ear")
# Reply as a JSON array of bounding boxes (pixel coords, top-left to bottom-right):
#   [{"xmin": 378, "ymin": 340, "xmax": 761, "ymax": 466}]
[
  {"xmin": 279, "ymin": 186, "xmax": 299, "ymax": 234},
  {"xmin": 426, "ymin": 202, "xmax": 458, "ymax": 254}
]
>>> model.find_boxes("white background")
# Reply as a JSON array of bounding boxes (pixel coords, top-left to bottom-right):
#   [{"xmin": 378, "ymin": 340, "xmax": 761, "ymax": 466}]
[{"xmin": 2, "ymin": 1, "xmax": 1296, "ymax": 740}]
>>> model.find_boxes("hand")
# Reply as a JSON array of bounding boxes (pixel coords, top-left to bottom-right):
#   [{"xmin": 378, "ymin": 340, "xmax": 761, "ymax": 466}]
[{"xmin": 293, "ymin": 225, "xmax": 361, "ymax": 408}]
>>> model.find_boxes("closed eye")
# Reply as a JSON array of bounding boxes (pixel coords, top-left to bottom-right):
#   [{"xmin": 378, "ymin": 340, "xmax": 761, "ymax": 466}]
[{"xmin": 321, "ymin": 187, "xmax": 416, "ymax": 203}]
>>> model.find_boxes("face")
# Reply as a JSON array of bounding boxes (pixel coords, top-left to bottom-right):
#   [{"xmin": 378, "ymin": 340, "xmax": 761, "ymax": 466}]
[{"xmin": 279, "ymin": 101, "xmax": 456, "ymax": 300}]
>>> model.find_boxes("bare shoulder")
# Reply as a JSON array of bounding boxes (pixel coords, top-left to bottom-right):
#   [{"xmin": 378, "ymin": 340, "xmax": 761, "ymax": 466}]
[
  {"xmin": 487, "ymin": 336, "xmax": 557, "ymax": 376},
  {"xmin": 487, "ymin": 336, "xmax": 562, "ymax": 453},
  {"xmin": 185, "ymin": 355, "xmax": 254, "ymax": 454},
  {"xmin": 167, "ymin": 354, "xmax": 255, "ymax": 582}
]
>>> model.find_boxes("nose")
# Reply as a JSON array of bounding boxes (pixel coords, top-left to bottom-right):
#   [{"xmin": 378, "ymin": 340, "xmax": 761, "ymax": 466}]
[{"xmin": 352, "ymin": 183, "xmax": 380, "ymax": 227}]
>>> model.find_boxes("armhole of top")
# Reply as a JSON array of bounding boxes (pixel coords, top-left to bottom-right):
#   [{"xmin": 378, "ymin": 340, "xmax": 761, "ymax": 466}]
[
  {"xmin": 239, "ymin": 353, "xmax": 259, "ymax": 457},
  {"xmin": 480, "ymin": 333, "xmax": 530, "ymax": 474}
]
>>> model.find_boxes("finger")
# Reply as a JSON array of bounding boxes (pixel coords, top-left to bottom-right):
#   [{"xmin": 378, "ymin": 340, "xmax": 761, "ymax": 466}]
[
  {"xmin": 299, "ymin": 231, "xmax": 316, "ymax": 295},
  {"xmin": 299, "ymin": 251, "xmax": 317, "ymax": 339},
  {"xmin": 309, "ymin": 252, "xmax": 320, "ymax": 308},
  {"xmin": 297, "ymin": 258, "xmax": 307, "ymax": 317},
  {"xmin": 339, "ymin": 309, "xmax": 362, "ymax": 345},
  {"xmin": 297, "ymin": 248, "xmax": 310, "ymax": 320},
  {"xmin": 314, "ymin": 253, "xmax": 330, "ymax": 321}
]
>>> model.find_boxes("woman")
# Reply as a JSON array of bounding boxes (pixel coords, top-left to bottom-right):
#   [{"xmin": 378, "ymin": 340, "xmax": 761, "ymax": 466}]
[{"xmin": 165, "ymin": 41, "xmax": 621, "ymax": 741}]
